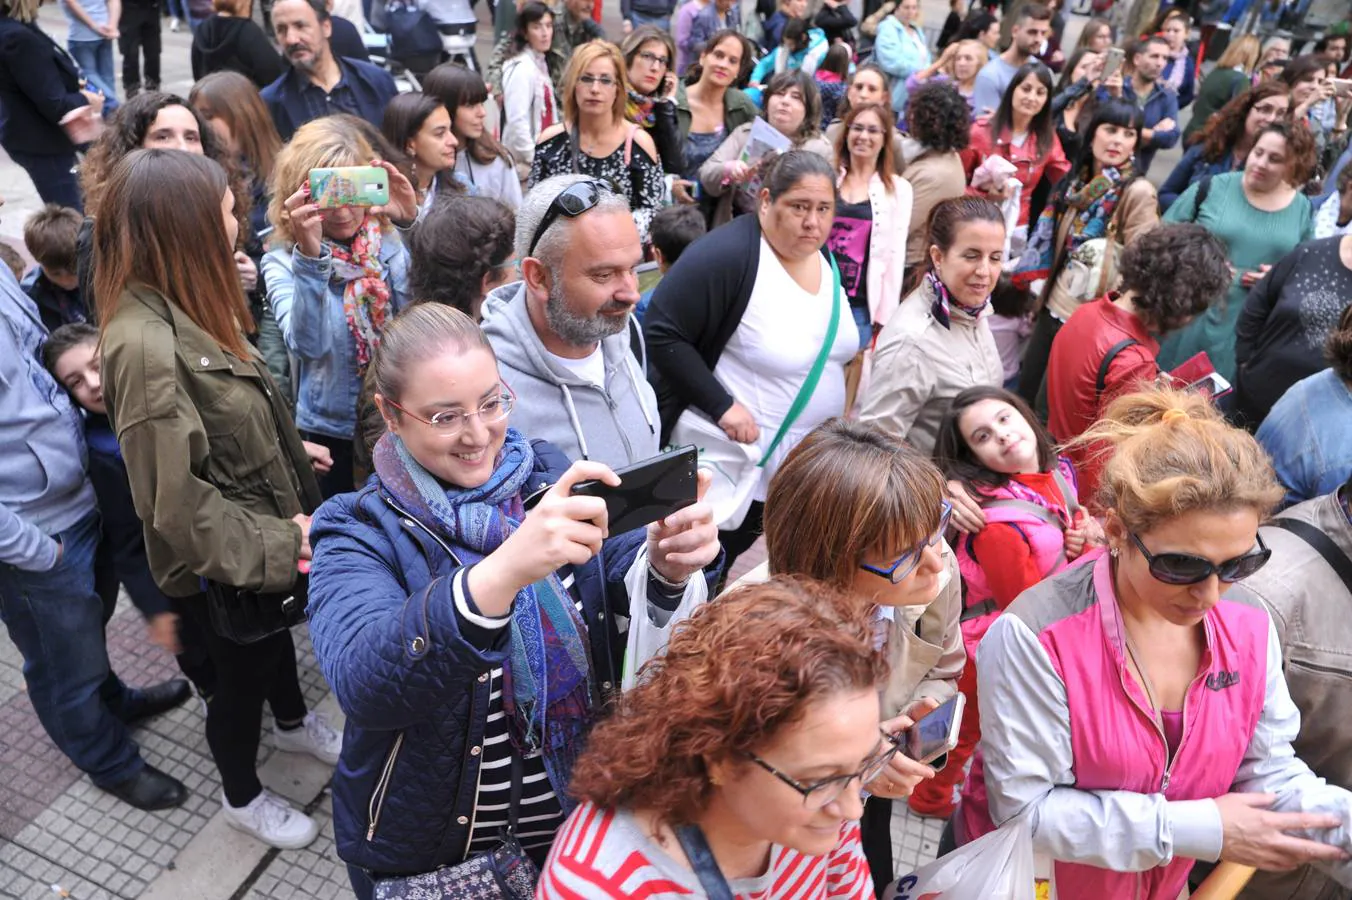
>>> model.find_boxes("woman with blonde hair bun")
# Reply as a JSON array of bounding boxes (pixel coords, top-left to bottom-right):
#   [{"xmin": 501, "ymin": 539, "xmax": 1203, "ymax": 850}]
[{"xmin": 953, "ymin": 387, "xmax": 1352, "ymax": 899}]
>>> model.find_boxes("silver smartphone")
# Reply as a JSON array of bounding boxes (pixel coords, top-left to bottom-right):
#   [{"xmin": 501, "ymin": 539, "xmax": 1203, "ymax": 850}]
[
  {"xmin": 904, "ymin": 693, "xmax": 966, "ymax": 765},
  {"xmin": 1102, "ymin": 46, "xmax": 1126, "ymax": 82}
]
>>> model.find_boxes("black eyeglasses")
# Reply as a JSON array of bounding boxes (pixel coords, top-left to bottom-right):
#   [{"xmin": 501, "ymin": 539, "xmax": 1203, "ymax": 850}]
[
  {"xmin": 527, "ymin": 179, "xmax": 605, "ymax": 256},
  {"xmin": 744, "ymin": 733, "xmax": 898, "ymax": 810},
  {"xmin": 1128, "ymin": 532, "xmax": 1271, "ymax": 585}
]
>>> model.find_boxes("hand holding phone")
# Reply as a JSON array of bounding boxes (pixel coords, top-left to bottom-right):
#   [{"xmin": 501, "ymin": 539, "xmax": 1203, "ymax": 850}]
[
  {"xmin": 646, "ymin": 468, "xmax": 720, "ymax": 586},
  {"xmin": 1101, "ymin": 47, "xmax": 1126, "ymax": 84},
  {"xmin": 570, "ymin": 445, "xmax": 699, "ymax": 535},
  {"xmin": 903, "ymin": 693, "xmax": 966, "ymax": 764}
]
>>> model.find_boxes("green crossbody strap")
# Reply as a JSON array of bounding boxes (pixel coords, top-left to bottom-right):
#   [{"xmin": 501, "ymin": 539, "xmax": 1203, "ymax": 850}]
[{"xmin": 757, "ymin": 254, "xmax": 842, "ymax": 468}]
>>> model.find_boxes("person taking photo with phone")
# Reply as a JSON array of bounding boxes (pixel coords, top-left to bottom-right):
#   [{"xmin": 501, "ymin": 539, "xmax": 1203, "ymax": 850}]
[
  {"xmin": 1099, "ymin": 36, "xmax": 1181, "ymax": 174},
  {"xmin": 262, "ymin": 115, "xmax": 417, "ymax": 498},
  {"xmin": 306, "ymin": 302, "xmax": 721, "ymax": 900},
  {"xmin": 538, "ymin": 577, "xmax": 883, "ymax": 899},
  {"xmin": 952, "ymin": 387, "xmax": 1352, "ymax": 899}
]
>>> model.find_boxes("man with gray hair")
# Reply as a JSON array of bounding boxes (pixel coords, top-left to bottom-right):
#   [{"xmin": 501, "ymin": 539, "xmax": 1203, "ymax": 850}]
[{"xmin": 481, "ymin": 174, "xmax": 660, "ymax": 467}]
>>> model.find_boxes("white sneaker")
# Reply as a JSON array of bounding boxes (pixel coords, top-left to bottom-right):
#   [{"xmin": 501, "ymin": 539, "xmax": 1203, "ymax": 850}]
[
  {"xmin": 221, "ymin": 789, "xmax": 319, "ymax": 849},
  {"xmin": 169, "ymin": 16, "xmax": 180, "ymax": 30},
  {"xmin": 273, "ymin": 711, "xmax": 342, "ymax": 766}
]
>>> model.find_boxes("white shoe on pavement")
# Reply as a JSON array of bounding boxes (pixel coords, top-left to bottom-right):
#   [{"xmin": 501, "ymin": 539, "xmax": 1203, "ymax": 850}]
[
  {"xmin": 221, "ymin": 789, "xmax": 319, "ymax": 850},
  {"xmin": 273, "ymin": 711, "xmax": 342, "ymax": 766},
  {"xmin": 169, "ymin": 16, "xmax": 180, "ymax": 30}
]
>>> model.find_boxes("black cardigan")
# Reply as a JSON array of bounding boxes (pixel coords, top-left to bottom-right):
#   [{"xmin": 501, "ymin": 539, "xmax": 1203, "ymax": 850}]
[{"xmin": 0, "ymin": 15, "xmax": 84, "ymax": 156}]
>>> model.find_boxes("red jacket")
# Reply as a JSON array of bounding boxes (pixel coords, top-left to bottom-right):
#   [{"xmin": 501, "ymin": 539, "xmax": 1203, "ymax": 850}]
[
  {"xmin": 1045, "ymin": 295, "xmax": 1159, "ymax": 505},
  {"xmin": 964, "ymin": 120, "xmax": 1071, "ymax": 227}
]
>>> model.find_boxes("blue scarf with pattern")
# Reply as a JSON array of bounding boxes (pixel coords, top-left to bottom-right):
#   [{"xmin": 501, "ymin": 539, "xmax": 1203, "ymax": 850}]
[{"xmin": 372, "ymin": 429, "xmax": 594, "ymax": 779}]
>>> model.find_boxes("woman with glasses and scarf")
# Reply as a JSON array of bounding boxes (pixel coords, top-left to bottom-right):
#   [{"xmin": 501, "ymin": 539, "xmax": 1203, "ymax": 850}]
[
  {"xmin": 308, "ymin": 302, "xmax": 721, "ymax": 900},
  {"xmin": 621, "ymin": 25, "xmax": 682, "ymax": 175},
  {"xmin": 539, "ymin": 576, "xmax": 890, "ymax": 899},
  {"xmin": 726, "ymin": 418, "xmax": 963, "ymax": 896},
  {"xmin": 950, "ymin": 387, "xmax": 1352, "ymax": 899},
  {"xmin": 262, "ymin": 115, "xmax": 417, "ymax": 499},
  {"xmin": 529, "ymin": 41, "xmax": 664, "ymax": 245}
]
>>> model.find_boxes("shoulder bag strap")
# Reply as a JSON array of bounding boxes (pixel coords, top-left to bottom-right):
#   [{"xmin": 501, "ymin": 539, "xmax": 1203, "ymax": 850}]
[
  {"xmin": 1267, "ymin": 518, "xmax": 1352, "ymax": 586},
  {"xmin": 505, "ymin": 751, "xmax": 524, "ymax": 836},
  {"xmin": 1191, "ymin": 174, "xmax": 1213, "ymax": 224},
  {"xmin": 756, "ymin": 254, "xmax": 842, "ymax": 467},
  {"xmin": 1096, "ymin": 337, "xmax": 1140, "ymax": 399},
  {"xmin": 624, "ymin": 123, "xmax": 637, "ymax": 167},
  {"xmin": 568, "ymin": 125, "xmax": 582, "ymax": 175},
  {"xmin": 1051, "ymin": 465, "xmax": 1080, "ymax": 517},
  {"xmin": 674, "ymin": 824, "xmax": 736, "ymax": 900}
]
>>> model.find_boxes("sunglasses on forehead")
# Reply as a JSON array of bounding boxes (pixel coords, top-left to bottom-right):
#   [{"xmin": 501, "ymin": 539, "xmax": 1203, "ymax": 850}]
[{"xmin": 526, "ymin": 178, "xmax": 608, "ymax": 257}]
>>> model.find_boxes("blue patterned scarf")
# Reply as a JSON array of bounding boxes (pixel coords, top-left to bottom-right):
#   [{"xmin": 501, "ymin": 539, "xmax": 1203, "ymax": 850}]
[
  {"xmin": 371, "ymin": 429, "xmax": 594, "ymax": 781},
  {"xmin": 1013, "ymin": 164, "xmax": 1133, "ymax": 289}
]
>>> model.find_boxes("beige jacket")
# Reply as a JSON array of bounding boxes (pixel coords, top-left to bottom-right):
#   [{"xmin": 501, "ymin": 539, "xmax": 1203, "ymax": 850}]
[
  {"xmin": 728, "ymin": 542, "xmax": 965, "ymax": 718},
  {"xmin": 1044, "ymin": 177, "xmax": 1160, "ymax": 322},
  {"xmin": 859, "ymin": 276, "xmax": 1004, "ymax": 455},
  {"xmin": 897, "ymin": 139, "xmax": 967, "ymax": 268},
  {"xmin": 698, "ymin": 121, "xmax": 834, "ymax": 228},
  {"xmin": 1228, "ymin": 493, "xmax": 1352, "ymax": 900}
]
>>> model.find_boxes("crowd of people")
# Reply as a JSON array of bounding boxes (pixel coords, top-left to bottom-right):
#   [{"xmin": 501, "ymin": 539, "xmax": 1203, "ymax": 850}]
[{"xmin": 3, "ymin": 0, "xmax": 1352, "ymax": 896}]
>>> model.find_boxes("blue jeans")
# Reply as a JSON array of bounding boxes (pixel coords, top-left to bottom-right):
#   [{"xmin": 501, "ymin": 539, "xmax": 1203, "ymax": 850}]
[
  {"xmin": 628, "ymin": 9, "xmax": 670, "ymax": 30},
  {"xmin": 0, "ymin": 510, "xmax": 144, "ymax": 787},
  {"xmin": 67, "ymin": 38, "xmax": 120, "ymax": 113},
  {"xmin": 166, "ymin": 0, "xmax": 187, "ymax": 20},
  {"xmin": 851, "ymin": 304, "xmax": 873, "ymax": 352},
  {"xmin": 6, "ymin": 149, "xmax": 83, "ymax": 209}
]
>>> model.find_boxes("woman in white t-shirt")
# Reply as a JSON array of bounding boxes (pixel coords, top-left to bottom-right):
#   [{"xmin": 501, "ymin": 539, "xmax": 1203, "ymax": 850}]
[{"xmin": 645, "ymin": 150, "xmax": 857, "ymax": 570}]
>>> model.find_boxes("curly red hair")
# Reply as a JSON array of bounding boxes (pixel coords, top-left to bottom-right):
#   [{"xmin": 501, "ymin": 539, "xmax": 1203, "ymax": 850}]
[{"xmin": 568, "ymin": 576, "xmax": 888, "ymax": 824}]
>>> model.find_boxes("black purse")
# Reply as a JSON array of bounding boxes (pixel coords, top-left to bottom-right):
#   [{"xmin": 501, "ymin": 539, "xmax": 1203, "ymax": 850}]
[
  {"xmin": 204, "ymin": 574, "xmax": 308, "ymax": 645},
  {"xmin": 373, "ymin": 754, "xmax": 540, "ymax": 900}
]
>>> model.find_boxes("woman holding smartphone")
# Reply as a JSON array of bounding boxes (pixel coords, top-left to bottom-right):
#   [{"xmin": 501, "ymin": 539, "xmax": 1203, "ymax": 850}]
[
  {"xmin": 954, "ymin": 387, "xmax": 1352, "ymax": 898},
  {"xmin": 307, "ymin": 302, "xmax": 720, "ymax": 899}
]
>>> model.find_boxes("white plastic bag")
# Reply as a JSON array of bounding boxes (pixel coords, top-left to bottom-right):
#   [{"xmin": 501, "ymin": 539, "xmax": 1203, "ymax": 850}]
[
  {"xmin": 668, "ymin": 408, "xmax": 761, "ymax": 531},
  {"xmin": 620, "ymin": 547, "xmax": 709, "ymax": 691},
  {"xmin": 883, "ymin": 818, "xmax": 1037, "ymax": 900}
]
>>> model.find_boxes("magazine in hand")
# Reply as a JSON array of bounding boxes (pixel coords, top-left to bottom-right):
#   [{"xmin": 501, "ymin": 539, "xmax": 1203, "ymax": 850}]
[{"xmin": 740, "ymin": 117, "xmax": 793, "ymax": 168}]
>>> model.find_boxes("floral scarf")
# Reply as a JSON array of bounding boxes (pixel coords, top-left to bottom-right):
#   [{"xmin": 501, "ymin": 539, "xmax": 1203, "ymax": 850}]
[
  {"xmin": 626, "ymin": 89, "xmax": 656, "ymax": 128},
  {"xmin": 371, "ymin": 429, "xmax": 594, "ymax": 789},
  {"xmin": 328, "ymin": 213, "xmax": 392, "ymax": 373},
  {"xmin": 1013, "ymin": 163, "xmax": 1133, "ymax": 289},
  {"xmin": 928, "ymin": 269, "xmax": 989, "ymax": 329}
]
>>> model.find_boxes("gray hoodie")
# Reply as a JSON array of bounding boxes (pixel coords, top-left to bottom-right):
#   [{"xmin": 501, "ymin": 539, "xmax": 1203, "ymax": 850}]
[{"xmin": 481, "ymin": 282, "xmax": 660, "ymax": 468}]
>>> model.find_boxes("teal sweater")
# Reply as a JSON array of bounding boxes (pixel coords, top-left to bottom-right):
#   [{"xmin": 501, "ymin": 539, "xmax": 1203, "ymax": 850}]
[{"xmin": 1157, "ymin": 172, "xmax": 1312, "ymax": 381}]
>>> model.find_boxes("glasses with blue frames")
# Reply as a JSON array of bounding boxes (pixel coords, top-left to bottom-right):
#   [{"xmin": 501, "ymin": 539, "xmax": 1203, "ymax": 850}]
[{"xmin": 859, "ymin": 501, "xmax": 952, "ymax": 584}]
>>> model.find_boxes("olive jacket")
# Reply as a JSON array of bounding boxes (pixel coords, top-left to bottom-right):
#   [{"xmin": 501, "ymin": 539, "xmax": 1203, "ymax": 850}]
[{"xmin": 100, "ymin": 284, "xmax": 321, "ymax": 598}]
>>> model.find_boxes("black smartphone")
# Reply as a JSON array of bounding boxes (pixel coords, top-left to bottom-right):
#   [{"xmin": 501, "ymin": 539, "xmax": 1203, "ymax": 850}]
[{"xmin": 570, "ymin": 445, "xmax": 699, "ymax": 535}]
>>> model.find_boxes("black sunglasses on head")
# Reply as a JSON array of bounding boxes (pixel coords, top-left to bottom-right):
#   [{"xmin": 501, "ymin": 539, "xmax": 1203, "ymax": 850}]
[
  {"xmin": 526, "ymin": 179, "xmax": 606, "ymax": 256},
  {"xmin": 1129, "ymin": 532, "xmax": 1271, "ymax": 585}
]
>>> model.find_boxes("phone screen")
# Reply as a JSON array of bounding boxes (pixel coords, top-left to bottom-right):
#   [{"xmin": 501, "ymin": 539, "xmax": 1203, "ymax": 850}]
[{"xmin": 905, "ymin": 694, "xmax": 964, "ymax": 763}]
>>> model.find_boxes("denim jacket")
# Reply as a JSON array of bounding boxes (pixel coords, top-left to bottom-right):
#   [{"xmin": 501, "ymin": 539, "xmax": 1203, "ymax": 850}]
[
  {"xmin": 262, "ymin": 235, "xmax": 411, "ymax": 440},
  {"xmin": 1256, "ymin": 369, "xmax": 1352, "ymax": 510}
]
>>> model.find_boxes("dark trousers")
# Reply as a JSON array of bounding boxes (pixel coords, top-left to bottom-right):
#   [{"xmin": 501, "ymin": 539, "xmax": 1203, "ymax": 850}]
[
  {"xmin": 717, "ymin": 499, "xmax": 764, "ymax": 577},
  {"xmin": 860, "ymin": 795, "xmax": 895, "ymax": 897},
  {"xmin": 301, "ymin": 430, "xmax": 356, "ymax": 500},
  {"xmin": 8, "ymin": 149, "xmax": 82, "ymax": 211},
  {"xmin": 119, "ymin": 3, "xmax": 162, "ymax": 91},
  {"xmin": 0, "ymin": 511, "xmax": 143, "ymax": 787},
  {"xmin": 1017, "ymin": 308, "xmax": 1063, "ymax": 416},
  {"xmin": 179, "ymin": 598, "xmax": 308, "ymax": 807}
]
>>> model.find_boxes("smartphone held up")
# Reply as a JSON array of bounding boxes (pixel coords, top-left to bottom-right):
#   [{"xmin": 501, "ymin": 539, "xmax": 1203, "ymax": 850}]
[{"xmin": 308, "ymin": 165, "xmax": 390, "ymax": 209}]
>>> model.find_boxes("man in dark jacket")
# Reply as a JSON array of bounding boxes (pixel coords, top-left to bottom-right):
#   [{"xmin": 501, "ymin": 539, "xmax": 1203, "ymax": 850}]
[{"xmin": 262, "ymin": 0, "xmax": 396, "ymax": 139}]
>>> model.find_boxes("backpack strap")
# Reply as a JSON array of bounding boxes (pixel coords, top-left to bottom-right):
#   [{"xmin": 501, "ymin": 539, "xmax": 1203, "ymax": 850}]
[
  {"xmin": 1267, "ymin": 517, "xmax": 1352, "ymax": 586},
  {"xmin": 982, "ymin": 498, "xmax": 1068, "ymax": 531},
  {"xmin": 1050, "ymin": 465, "xmax": 1080, "ymax": 517},
  {"xmin": 1190, "ymin": 174, "xmax": 1213, "ymax": 223},
  {"xmin": 1096, "ymin": 338, "xmax": 1141, "ymax": 399}
]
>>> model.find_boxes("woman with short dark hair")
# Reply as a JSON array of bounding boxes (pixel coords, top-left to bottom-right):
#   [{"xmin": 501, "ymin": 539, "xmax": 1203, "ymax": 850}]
[
  {"xmin": 423, "ymin": 63, "xmax": 523, "ymax": 209},
  {"xmin": 1044, "ymin": 222, "xmax": 1233, "ymax": 502}
]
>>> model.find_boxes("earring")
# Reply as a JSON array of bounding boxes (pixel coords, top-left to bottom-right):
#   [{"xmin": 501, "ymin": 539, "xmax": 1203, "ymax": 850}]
[{"xmin": 1110, "ymin": 546, "xmax": 1119, "ymax": 558}]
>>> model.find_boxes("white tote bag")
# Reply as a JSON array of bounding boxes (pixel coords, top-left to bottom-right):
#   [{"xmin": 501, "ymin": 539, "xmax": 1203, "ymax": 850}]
[
  {"xmin": 620, "ymin": 547, "xmax": 710, "ymax": 691},
  {"xmin": 883, "ymin": 816, "xmax": 1039, "ymax": 900},
  {"xmin": 668, "ymin": 409, "xmax": 762, "ymax": 532}
]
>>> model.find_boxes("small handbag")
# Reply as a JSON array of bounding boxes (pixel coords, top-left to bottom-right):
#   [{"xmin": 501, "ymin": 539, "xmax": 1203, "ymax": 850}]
[
  {"xmin": 204, "ymin": 576, "xmax": 308, "ymax": 645},
  {"xmin": 373, "ymin": 754, "xmax": 540, "ymax": 900}
]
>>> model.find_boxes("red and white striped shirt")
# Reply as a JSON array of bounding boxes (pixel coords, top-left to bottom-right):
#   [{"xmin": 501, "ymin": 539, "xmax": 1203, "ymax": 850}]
[{"xmin": 537, "ymin": 802, "xmax": 876, "ymax": 900}]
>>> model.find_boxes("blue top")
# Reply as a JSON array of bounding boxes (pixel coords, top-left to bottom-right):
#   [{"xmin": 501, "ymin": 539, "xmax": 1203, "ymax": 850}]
[
  {"xmin": 874, "ymin": 16, "xmax": 932, "ymax": 114},
  {"xmin": 970, "ymin": 55, "xmax": 1018, "ymax": 120},
  {"xmin": 260, "ymin": 56, "xmax": 398, "ymax": 141},
  {"xmin": 61, "ymin": 0, "xmax": 109, "ymax": 43},
  {"xmin": 261, "ymin": 236, "xmax": 411, "ymax": 439},
  {"xmin": 0, "ymin": 266, "xmax": 96, "ymax": 571},
  {"xmin": 1257, "ymin": 369, "xmax": 1352, "ymax": 510}
]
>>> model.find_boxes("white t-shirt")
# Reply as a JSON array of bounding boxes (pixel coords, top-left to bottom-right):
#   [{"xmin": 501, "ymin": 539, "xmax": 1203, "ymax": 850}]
[
  {"xmin": 545, "ymin": 345, "xmax": 606, "ymax": 388},
  {"xmin": 712, "ymin": 238, "xmax": 857, "ymax": 501}
]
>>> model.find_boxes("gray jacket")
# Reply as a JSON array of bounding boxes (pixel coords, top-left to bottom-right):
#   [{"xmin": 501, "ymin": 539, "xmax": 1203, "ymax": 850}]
[
  {"xmin": 1229, "ymin": 493, "xmax": 1352, "ymax": 900},
  {"xmin": 480, "ymin": 281, "xmax": 660, "ymax": 468},
  {"xmin": 0, "ymin": 267, "xmax": 96, "ymax": 571}
]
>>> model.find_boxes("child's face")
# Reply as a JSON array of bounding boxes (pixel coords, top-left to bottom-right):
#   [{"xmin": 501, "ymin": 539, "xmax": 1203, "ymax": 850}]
[
  {"xmin": 54, "ymin": 341, "xmax": 105, "ymax": 415},
  {"xmin": 958, "ymin": 398, "xmax": 1040, "ymax": 476},
  {"xmin": 44, "ymin": 266, "xmax": 80, "ymax": 291}
]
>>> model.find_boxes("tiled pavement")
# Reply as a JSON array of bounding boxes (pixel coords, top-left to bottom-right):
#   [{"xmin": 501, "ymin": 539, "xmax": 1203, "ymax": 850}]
[{"xmin": 0, "ymin": 540, "xmax": 944, "ymax": 899}]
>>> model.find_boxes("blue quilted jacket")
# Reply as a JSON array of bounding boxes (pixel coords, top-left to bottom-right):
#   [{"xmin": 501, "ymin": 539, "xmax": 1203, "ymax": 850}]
[{"xmin": 307, "ymin": 441, "xmax": 651, "ymax": 875}]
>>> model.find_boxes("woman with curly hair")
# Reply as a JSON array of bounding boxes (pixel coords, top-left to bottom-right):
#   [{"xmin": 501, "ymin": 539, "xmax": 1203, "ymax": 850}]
[
  {"xmin": 1158, "ymin": 120, "xmax": 1317, "ymax": 382},
  {"xmin": 898, "ymin": 80, "xmax": 971, "ymax": 269},
  {"xmin": 1160, "ymin": 82, "xmax": 1290, "ymax": 211},
  {"xmin": 1043, "ymin": 223, "xmax": 1233, "ymax": 503},
  {"xmin": 539, "ymin": 576, "xmax": 888, "ymax": 898}
]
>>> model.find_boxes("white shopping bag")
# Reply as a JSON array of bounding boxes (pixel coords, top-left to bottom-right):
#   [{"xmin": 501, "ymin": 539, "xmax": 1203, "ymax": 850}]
[
  {"xmin": 668, "ymin": 408, "xmax": 761, "ymax": 531},
  {"xmin": 620, "ymin": 547, "xmax": 709, "ymax": 691},
  {"xmin": 883, "ymin": 817, "xmax": 1038, "ymax": 900}
]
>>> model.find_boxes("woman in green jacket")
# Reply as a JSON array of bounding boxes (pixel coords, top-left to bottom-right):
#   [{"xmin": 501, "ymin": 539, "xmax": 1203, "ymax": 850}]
[
  {"xmin": 95, "ymin": 148, "xmax": 341, "ymax": 852},
  {"xmin": 673, "ymin": 28, "xmax": 757, "ymax": 208}
]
